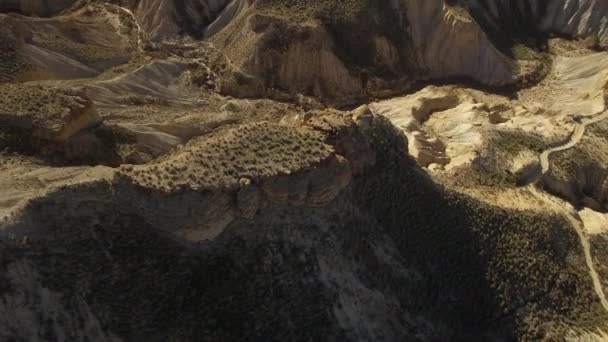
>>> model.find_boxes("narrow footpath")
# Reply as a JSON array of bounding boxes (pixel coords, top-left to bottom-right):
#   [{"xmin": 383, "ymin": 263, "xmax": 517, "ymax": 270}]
[{"xmin": 526, "ymin": 110, "xmax": 608, "ymax": 313}]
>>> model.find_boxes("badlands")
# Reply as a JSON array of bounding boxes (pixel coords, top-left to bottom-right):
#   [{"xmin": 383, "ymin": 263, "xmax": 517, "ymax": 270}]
[{"xmin": 1, "ymin": 0, "xmax": 608, "ymax": 341}]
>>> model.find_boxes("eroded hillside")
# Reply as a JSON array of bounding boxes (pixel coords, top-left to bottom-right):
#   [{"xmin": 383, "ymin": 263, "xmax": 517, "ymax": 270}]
[{"xmin": 1, "ymin": 0, "xmax": 608, "ymax": 341}]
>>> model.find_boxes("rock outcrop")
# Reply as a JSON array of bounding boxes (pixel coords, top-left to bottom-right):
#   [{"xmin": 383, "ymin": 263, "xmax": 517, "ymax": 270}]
[
  {"xmin": 1, "ymin": 112, "xmax": 603, "ymax": 341},
  {"xmin": 370, "ymin": 86, "xmax": 492, "ymax": 170},
  {"xmin": 113, "ymin": 118, "xmax": 364, "ymax": 240},
  {"xmin": 3, "ymin": 1, "xmax": 608, "ymax": 340},
  {"xmin": 407, "ymin": 0, "xmax": 515, "ymax": 85},
  {"xmin": 131, "ymin": 0, "xmax": 234, "ymax": 41},
  {"xmin": 212, "ymin": 0, "xmax": 528, "ymax": 104},
  {"xmin": 542, "ymin": 0, "xmax": 608, "ymax": 47},
  {"xmin": 580, "ymin": 208, "xmax": 608, "ymax": 235},
  {"xmin": 86, "ymin": 60, "xmax": 192, "ymax": 107},
  {"xmin": 465, "ymin": 0, "xmax": 608, "ymax": 48},
  {"xmin": 2, "ymin": 113, "xmax": 371, "ymax": 242},
  {"xmin": 551, "ymin": 52, "xmax": 608, "ymax": 116}
]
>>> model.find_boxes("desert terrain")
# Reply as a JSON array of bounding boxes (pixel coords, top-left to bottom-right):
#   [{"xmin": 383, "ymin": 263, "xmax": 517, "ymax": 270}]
[{"xmin": 1, "ymin": 0, "xmax": 608, "ymax": 341}]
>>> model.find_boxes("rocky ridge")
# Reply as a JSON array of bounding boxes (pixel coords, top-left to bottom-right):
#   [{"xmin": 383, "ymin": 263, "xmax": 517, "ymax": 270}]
[{"xmin": 1, "ymin": 0, "xmax": 608, "ymax": 341}]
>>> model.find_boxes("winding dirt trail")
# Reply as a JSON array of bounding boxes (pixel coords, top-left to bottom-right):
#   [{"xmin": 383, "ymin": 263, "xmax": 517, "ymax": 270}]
[
  {"xmin": 526, "ymin": 110, "xmax": 608, "ymax": 314},
  {"xmin": 106, "ymin": 3, "xmax": 144, "ymax": 51},
  {"xmin": 565, "ymin": 213, "xmax": 608, "ymax": 312},
  {"xmin": 519, "ymin": 111, "xmax": 608, "ymax": 186},
  {"xmin": 539, "ymin": 110, "xmax": 608, "ymax": 176}
]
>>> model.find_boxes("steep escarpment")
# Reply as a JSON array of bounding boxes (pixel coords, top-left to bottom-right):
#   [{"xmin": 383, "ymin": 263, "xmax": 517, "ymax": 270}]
[
  {"xmin": 464, "ymin": 0, "xmax": 608, "ymax": 50},
  {"xmin": 2, "ymin": 0, "xmax": 608, "ymax": 340},
  {"xmin": 212, "ymin": 0, "xmax": 524, "ymax": 105},
  {"xmin": 2, "ymin": 111, "xmax": 371, "ymax": 240},
  {"xmin": 407, "ymin": 0, "xmax": 515, "ymax": 85},
  {"xmin": 114, "ymin": 119, "xmax": 360, "ymax": 240},
  {"xmin": 211, "ymin": 0, "xmax": 411, "ymax": 104}
]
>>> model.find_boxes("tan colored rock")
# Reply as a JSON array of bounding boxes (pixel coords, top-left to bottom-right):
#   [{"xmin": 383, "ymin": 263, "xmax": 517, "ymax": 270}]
[
  {"xmin": 306, "ymin": 155, "xmax": 351, "ymax": 207},
  {"xmin": 426, "ymin": 102, "xmax": 486, "ymax": 169},
  {"xmin": 306, "ymin": 111, "xmax": 376, "ymax": 175},
  {"xmin": 370, "ymin": 87, "xmax": 461, "ymax": 167},
  {"xmin": 551, "ymin": 52, "xmax": 608, "ymax": 116},
  {"xmin": 370, "ymin": 86, "xmax": 459, "ymax": 132},
  {"xmin": 351, "ymin": 105, "xmax": 374, "ymax": 127},
  {"xmin": 408, "ymin": 131, "xmax": 450, "ymax": 167},
  {"xmin": 51, "ymin": 97, "xmax": 101, "ymax": 142},
  {"xmin": 134, "ymin": 0, "xmax": 234, "ymax": 41},
  {"xmin": 236, "ymin": 178, "xmax": 261, "ymax": 219},
  {"xmin": 580, "ymin": 208, "xmax": 608, "ymax": 235},
  {"xmin": 236, "ymin": 15, "xmax": 362, "ymax": 103},
  {"xmin": 86, "ymin": 61, "xmax": 191, "ymax": 108},
  {"xmin": 541, "ymin": 0, "xmax": 608, "ymax": 47},
  {"xmin": 116, "ymin": 123, "xmax": 183, "ymax": 157},
  {"xmin": 406, "ymin": 0, "xmax": 514, "ymax": 86},
  {"xmin": 3, "ymin": 7, "xmax": 134, "ymax": 82}
]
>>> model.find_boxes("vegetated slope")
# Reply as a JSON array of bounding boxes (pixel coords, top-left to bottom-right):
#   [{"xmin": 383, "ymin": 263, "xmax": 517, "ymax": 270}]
[
  {"xmin": 0, "ymin": 113, "xmax": 605, "ymax": 341},
  {"xmin": 542, "ymin": 119, "xmax": 608, "ymax": 213},
  {"xmin": 1, "ymin": 0, "xmax": 608, "ymax": 341},
  {"xmin": 0, "ymin": 5, "xmax": 136, "ymax": 82}
]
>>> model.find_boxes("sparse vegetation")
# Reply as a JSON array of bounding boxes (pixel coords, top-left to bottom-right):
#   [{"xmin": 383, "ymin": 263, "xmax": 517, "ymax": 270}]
[
  {"xmin": 0, "ymin": 83, "xmax": 74, "ymax": 119},
  {"xmin": 544, "ymin": 128, "xmax": 608, "ymax": 211},
  {"xmin": 31, "ymin": 20, "xmax": 129, "ymax": 65},
  {"xmin": 443, "ymin": 129, "xmax": 551, "ymax": 189},
  {"xmin": 0, "ymin": 21, "xmax": 28, "ymax": 82},
  {"xmin": 254, "ymin": 0, "xmax": 368, "ymax": 24},
  {"xmin": 1, "ymin": 1, "xmax": 608, "ymax": 341},
  {"xmin": 122, "ymin": 122, "xmax": 335, "ymax": 192},
  {"xmin": 351, "ymin": 117, "xmax": 607, "ymax": 339}
]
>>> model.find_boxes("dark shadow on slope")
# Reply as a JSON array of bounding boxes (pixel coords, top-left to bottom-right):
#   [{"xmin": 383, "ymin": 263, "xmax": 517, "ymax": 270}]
[
  {"xmin": 462, "ymin": 0, "xmax": 550, "ymax": 54},
  {"xmin": 0, "ymin": 117, "xmax": 604, "ymax": 341}
]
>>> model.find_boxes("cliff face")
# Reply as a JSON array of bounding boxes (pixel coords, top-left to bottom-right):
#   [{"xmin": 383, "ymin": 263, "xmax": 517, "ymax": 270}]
[
  {"xmin": 132, "ymin": 0, "xmax": 233, "ymax": 41},
  {"xmin": 114, "ymin": 118, "xmax": 361, "ymax": 240},
  {"xmin": 3, "ymin": 0, "xmax": 608, "ymax": 340},
  {"xmin": 407, "ymin": 0, "xmax": 514, "ymax": 85},
  {"xmin": 542, "ymin": 0, "xmax": 608, "ymax": 45},
  {"xmin": 9, "ymin": 0, "xmax": 606, "ymax": 104},
  {"xmin": 465, "ymin": 0, "xmax": 608, "ymax": 48},
  {"xmin": 211, "ymin": 0, "xmax": 523, "ymax": 105}
]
